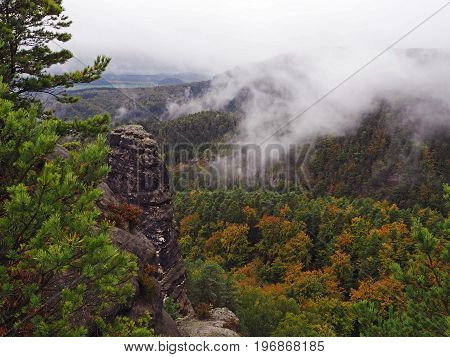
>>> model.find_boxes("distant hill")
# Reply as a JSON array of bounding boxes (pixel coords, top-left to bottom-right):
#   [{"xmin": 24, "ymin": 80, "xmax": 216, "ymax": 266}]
[
  {"xmin": 69, "ymin": 72, "xmax": 209, "ymax": 90},
  {"xmin": 156, "ymin": 101, "xmax": 449, "ymax": 212},
  {"xmin": 46, "ymin": 81, "xmax": 210, "ymax": 122}
]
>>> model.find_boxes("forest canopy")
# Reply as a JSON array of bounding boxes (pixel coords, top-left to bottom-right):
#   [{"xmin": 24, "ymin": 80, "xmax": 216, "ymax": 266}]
[{"xmin": 174, "ymin": 188, "xmax": 449, "ymax": 336}]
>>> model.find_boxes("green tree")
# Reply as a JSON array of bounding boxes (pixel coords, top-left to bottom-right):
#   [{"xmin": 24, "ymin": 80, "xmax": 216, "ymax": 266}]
[
  {"xmin": 273, "ymin": 313, "xmax": 324, "ymax": 337},
  {"xmin": 237, "ymin": 286, "xmax": 300, "ymax": 337},
  {"xmin": 0, "ymin": 94, "xmax": 137, "ymax": 336},
  {"xmin": 0, "ymin": 0, "xmax": 110, "ymax": 106},
  {"xmin": 186, "ymin": 260, "xmax": 238, "ymax": 312}
]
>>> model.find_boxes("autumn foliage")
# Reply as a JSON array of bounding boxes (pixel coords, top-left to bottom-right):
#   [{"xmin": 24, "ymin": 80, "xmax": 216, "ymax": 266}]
[
  {"xmin": 107, "ymin": 203, "xmax": 143, "ymax": 231},
  {"xmin": 174, "ymin": 187, "xmax": 449, "ymax": 336}
]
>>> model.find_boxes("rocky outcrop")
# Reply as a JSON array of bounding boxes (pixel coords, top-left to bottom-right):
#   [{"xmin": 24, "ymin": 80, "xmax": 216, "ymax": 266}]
[
  {"xmin": 106, "ymin": 125, "xmax": 192, "ymax": 315},
  {"xmin": 49, "ymin": 126, "xmax": 237, "ymax": 337},
  {"xmin": 99, "ymin": 125, "xmax": 237, "ymax": 337},
  {"xmin": 177, "ymin": 308, "xmax": 240, "ymax": 337},
  {"xmin": 110, "ymin": 227, "xmax": 180, "ymax": 336}
]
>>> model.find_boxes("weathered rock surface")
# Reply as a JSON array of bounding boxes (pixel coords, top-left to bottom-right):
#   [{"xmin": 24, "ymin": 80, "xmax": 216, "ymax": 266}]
[
  {"xmin": 49, "ymin": 125, "xmax": 239, "ymax": 337},
  {"xmin": 106, "ymin": 125, "xmax": 192, "ymax": 315},
  {"xmin": 107, "ymin": 227, "xmax": 179, "ymax": 336},
  {"xmin": 177, "ymin": 308, "xmax": 240, "ymax": 337},
  {"xmin": 98, "ymin": 125, "xmax": 238, "ymax": 337},
  {"xmin": 110, "ymin": 227, "xmax": 157, "ymax": 266}
]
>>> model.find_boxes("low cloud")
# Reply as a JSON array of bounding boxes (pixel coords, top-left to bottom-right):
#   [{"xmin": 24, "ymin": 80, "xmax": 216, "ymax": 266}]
[{"xmin": 168, "ymin": 49, "xmax": 450, "ymax": 148}]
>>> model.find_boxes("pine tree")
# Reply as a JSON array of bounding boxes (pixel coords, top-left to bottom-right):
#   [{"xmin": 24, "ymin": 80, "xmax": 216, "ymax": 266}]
[
  {"xmin": 186, "ymin": 260, "xmax": 238, "ymax": 311},
  {"xmin": 0, "ymin": 88, "xmax": 138, "ymax": 336},
  {"xmin": 0, "ymin": 0, "xmax": 110, "ymax": 106}
]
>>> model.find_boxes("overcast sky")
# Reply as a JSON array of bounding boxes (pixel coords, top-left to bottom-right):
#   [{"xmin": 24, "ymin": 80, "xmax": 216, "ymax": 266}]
[{"xmin": 62, "ymin": 0, "xmax": 450, "ymax": 75}]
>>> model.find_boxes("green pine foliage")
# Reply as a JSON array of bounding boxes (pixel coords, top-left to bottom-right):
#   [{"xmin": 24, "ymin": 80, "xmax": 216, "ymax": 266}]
[
  {"xmin": 185, "ymin": 260, "xmax": 238, "ymax": 313},
  {"xmin": 95, "ymin": 313, "xmax": 156, "ymax": 337},
  {"xmin": 0, "ymin": 0, "xmax": 110, "ymax": 106},
  {"xmin": 0, "ymin": 93, "xmax": 137, "ymax": 336},
  {"xmin": 237, "ymin": 286, "xmax": 300, "ymax": 337},
  {"xmin": 163, "ymin": 297, "xmax": 180, "ymax": 321}
]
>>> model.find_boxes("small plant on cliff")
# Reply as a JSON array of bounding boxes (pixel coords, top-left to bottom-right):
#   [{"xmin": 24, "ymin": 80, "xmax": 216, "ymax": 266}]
[
  {"xmin": 195, "ymin": 303, "xmax": 213, "ymax": 320},
  {"xmin": 163, "ymin": 297, "xmax": 180, "ymax": 320},
  {"xmin": 138, "ymin": 264, "xmax": 159, "ymax": 299},
  {"xmin": 107, "ymin": 203, "xmax": 143, "ymax": 232}
]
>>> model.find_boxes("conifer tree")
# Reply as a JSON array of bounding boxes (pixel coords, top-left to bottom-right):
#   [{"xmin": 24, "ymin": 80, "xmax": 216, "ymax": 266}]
[
  {"xmin": 0, "ymin": 84, "xmax": 137, "ymax": 336},
  {"xmin": 0, "ymin": 0, "xmax": 110, "ymax": 106},
  {"xmin": 0, "ymin": 0, "xmax": 152, "ymax": 337}
]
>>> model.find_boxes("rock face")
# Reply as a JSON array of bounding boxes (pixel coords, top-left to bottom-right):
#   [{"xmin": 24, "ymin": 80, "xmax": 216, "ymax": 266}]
[
  {"xmin": 49, "ymin": 125, "xmax": 237, "ymax": 337},
  {"xmin": 97, "ymin": 180, "xmax": 180, "ymax": 336},
  {"xmin": 100, "ymin": 125, "xmax": 237, "ymax": 337},
  {"xmin": 106, "ymin": 125, "xmax": 192, "ymax": 315},
  {"xmin": 177, "ymin": 308, "xmax": 240, "ymax": 337},
  {"xmin": 110, "ymin": 227, "xmax": 180, "ymax": 336}
]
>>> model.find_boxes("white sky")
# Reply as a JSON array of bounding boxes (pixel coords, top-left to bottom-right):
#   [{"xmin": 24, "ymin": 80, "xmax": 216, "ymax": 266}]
[{"xmin": 62, "ymin": 0, "xmax": 450, "ymax": 75}]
